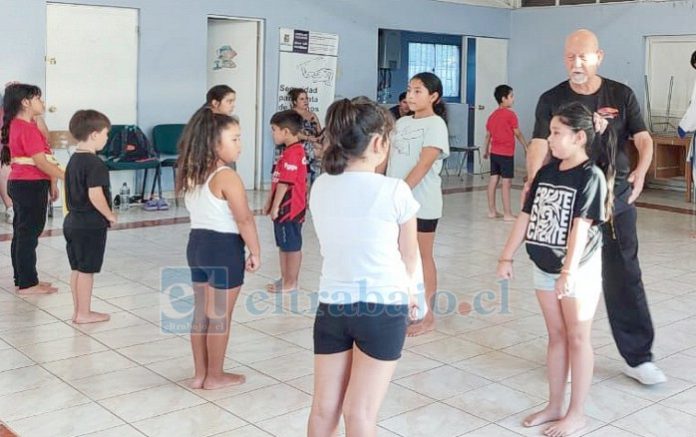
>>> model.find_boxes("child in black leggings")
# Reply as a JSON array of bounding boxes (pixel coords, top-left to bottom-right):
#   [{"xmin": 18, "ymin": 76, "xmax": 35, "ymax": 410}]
[{"xmin": 1, "ymin": 84, "xmax": 64, "ymax": 294}]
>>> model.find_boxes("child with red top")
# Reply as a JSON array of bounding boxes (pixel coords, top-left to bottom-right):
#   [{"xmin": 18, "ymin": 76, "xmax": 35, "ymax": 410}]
[
  {"xmin": 1, "ymin": 84, "xmax": 64, "ymax": 294},
  {"xmin": 264, "ymin": 110, "xmax": 307, "ymax": 293},
  {"xmin": 484, "ymin": 84, "xmax": 528, "ymax": 221}
]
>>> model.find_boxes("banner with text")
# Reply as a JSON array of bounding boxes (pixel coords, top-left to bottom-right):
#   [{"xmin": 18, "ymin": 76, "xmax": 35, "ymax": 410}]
[{"xmin": 277, "ymin": 28, "xmax": 339, "ymax": 123}]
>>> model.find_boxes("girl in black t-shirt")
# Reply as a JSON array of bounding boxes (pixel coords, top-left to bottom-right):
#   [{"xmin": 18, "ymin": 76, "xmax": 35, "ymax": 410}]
[{"xmin": 497, "ymin": 102, "xmax": 613, "ymax": 437}]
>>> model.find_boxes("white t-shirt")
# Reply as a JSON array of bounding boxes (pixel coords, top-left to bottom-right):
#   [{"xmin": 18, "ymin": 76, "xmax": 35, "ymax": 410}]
[
  {"xmin": 387, "ymin": 115, "xmax": 450, "ymax": 220},
  {"xmin": 309, "ymin": 172, "xmax": 423, "ymax": 305}
]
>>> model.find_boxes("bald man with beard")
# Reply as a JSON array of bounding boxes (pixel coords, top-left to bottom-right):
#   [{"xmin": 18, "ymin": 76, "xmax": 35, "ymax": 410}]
[{"xmin": 525, "ymin": 28, "xmax": 665, "ymax": 421}]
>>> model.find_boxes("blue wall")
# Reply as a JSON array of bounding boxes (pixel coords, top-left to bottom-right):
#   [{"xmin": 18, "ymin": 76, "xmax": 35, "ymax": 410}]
[
  {"xmin": 384, "ymin": 30, "xmax": 464, "ymax": 104},
  {"xmin": 509, "ymin": 0, "xmax": 696, "ymax": 143},
  {"xmin": 0, "ymin": 0, "xmax": 510, "ymax": 186}
]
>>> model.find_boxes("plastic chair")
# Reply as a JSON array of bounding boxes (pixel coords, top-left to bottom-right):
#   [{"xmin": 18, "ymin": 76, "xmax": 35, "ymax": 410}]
[
  {"xmin": 152, "ymin": 124, "xmax": 184, "ymax": 205},
  {"xmin": 444, "ymin": 135, "xmax": 485, "ymax": 179},
  {"xmin": 100, "ymin": 124, "xmax": 162, "ymax": 202}
]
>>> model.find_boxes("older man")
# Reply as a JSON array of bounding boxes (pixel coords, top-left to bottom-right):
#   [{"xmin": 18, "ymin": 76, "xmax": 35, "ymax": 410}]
[{"xmin": 527, "ymin": 29, "xmax": 666, "ymax": 385}]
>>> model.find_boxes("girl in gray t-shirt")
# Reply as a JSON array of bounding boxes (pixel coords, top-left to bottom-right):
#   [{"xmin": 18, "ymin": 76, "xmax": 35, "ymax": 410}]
[{"xmin": 386, "ymin": 72, "xmax": 449, "ymax": 337}]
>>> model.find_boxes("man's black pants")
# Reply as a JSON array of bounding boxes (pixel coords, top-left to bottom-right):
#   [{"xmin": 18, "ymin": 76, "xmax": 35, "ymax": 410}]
[{"xmin": 601, "ymin": 205, "xmax": 654, "ymax": 367}]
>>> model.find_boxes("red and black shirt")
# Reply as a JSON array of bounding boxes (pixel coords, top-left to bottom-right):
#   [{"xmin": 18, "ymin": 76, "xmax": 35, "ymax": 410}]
[{"xmin": 271, "ymin": 142, "xmax": 308, "ymax": 223}]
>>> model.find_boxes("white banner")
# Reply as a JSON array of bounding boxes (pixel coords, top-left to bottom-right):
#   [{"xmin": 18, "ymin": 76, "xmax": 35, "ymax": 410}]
[{"xmin": 277, "ymin": 28, "xmax": 339, "ymax": 123}]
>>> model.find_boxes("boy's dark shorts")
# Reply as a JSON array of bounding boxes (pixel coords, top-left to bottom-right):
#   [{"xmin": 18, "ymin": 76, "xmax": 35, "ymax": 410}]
[
  {"xmin": 274, "ymin": 220, "xmax": 303, "ymax": 252},
  {"xmin": 64, "ymin": 227, "xmax": 107, "ymax": 273},
  {"xmin": 490, "ymin": 154, "xmax": 514, "ymax": 179},
  {"xmin": 313, "ymin": 302, "xmax": 409, "ymax": 361}
]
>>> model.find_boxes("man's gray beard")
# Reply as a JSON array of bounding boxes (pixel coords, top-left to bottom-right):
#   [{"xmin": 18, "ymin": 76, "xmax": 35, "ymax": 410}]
[{"xmin": 570, "ymin": 74, "xmax": 588, "ymax": 85}]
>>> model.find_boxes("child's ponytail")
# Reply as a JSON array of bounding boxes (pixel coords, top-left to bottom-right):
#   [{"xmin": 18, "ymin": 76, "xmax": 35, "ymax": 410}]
[
  {"xmin": 1, "ymin": 110, "xmax": 12, "ymax": 166},
  {"xmin": 598, "ymin": 127, "xmax": 617, "ymax": 221},
  {"xmin": 323, "ymin": 97, "xmax": 394, "ymax": 175},
  {"xmin": 553, "ymin": 101, "xmax": 617, "ymax": 221}
]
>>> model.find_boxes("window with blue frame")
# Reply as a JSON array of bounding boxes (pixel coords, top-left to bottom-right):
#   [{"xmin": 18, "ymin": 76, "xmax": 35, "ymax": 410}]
[{"xmin": 408, "ymin": 42, "xmax": 460, "ymax": 100}]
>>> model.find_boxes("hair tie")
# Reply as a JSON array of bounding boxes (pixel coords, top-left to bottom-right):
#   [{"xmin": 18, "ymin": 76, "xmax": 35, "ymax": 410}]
[{"xmin": 593, "ymin": 112, "xmax": 608, "ymax": 134}]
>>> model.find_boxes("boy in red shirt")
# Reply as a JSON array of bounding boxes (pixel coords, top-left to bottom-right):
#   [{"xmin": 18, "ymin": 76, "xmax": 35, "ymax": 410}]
[
  {"xmin": 264, "ymin": 110, "xmax": 307, "ymax": 293},
  {"xmin": 484, "ymin": 85, "xmax": 528, "ymax": 221}
]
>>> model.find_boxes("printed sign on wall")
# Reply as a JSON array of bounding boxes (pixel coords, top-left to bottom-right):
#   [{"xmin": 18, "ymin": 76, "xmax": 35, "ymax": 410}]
[{"xmin": 277, "ymin": 28, "xmax": 339, "ymax": 123}]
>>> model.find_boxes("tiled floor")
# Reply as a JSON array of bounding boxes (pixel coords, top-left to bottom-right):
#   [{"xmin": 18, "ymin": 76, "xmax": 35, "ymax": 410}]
[{"xmin": 0, "ymin": 176, "xmax": 695, "ymax": 436}]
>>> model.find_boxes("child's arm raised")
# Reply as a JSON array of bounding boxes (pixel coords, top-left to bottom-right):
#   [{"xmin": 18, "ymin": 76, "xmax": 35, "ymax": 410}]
[
  {"xmin": 270, "ymin": 183, "xmax": 289, "ymax": 221},
  {"xmin": 497, "ymin": 213, "xmax": 531, "ymax": 280},
  {"xmin": 88, "ymin": 187, "xmax": 116, "ymax": 225},
  {"xmin": 555, "ymin": 217, "xmax": 592, "ymax": 299},
  {"xmin": 404, "ymin": 147, "xmax": 440, "ymax": 189},
  {"xmin": 219, "ymin": 170, "xmax": 261, "ymax": 272}
]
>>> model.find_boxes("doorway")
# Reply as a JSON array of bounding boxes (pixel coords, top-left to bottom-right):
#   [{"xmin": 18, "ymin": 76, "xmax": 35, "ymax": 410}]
[
  {"xmin": 464, "ymin": 36, "xmax": 509, "ymax": 174},
  {"xmin": 207, "ymin": 17, "xmax": 264, "ymax": 189}
]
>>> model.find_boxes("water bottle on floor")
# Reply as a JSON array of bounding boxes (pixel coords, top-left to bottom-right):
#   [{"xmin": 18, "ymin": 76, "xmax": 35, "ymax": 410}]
[{"xmin": 119, "ymin": 182, "xmax": 130, "ymax": 212}]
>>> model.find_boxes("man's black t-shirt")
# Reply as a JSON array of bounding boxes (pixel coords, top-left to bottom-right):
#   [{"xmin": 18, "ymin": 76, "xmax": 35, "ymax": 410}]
[
  {"xmin": 64, "ymin": 152, "xmax": 112, "ymax": 229},
  {"xmin": 532, "ymin": 78, "xmax": 647, "ymax": 211},
  {"xmin": 522, "ymin": 160, "xmax": 607, "ymax": 274}
]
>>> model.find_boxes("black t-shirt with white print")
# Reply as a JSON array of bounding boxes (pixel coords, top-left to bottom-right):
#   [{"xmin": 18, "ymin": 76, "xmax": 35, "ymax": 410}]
[
  {"xmin": 522, "ymin": 159, "xmax": 607, "ymax": 274},
  {"xmin": 532, "ymin": 78, "xmax": 647, "ymax": 213}
]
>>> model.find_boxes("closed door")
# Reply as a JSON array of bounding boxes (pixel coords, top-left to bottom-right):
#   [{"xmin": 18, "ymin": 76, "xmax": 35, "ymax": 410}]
[
  {"xmin": 46, "ymin": 3, "xmax": 138, "ymax": 203},
  {"xmin": 465, "ymin": 37, "xmax": 508, "ymax": 173},
  {"xmin": 207, "ymin": 18, "xmax": 263, "ymax": 189},
  {"xmin": 46, "ymin": 4, "xmax": 138, "ymax": 128}
]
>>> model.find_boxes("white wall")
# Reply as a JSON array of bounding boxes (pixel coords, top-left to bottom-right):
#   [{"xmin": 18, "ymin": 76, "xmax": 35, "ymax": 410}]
[
  {"xmin": 509, "ymin": 0, "xmax": 696, "ymax": 142},
  {"xmin": 0, "ymin": 0, "xmax": 511, "ymax": 184}
]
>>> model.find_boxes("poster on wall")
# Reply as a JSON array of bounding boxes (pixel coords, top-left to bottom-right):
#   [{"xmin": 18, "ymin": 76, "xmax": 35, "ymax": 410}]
[{"xmin": 277, "ymin": 28, "xmax": 339, "ymax": 123}]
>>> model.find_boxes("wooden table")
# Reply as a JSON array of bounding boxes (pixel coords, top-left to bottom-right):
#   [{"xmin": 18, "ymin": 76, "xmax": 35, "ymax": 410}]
[
  {"xmin": 651, "ymin": 135, "xmax": 692, "ymax": 202},
  {"xmin": 628, "ymin": 135, "xmax": 693, "ymax": 202}
]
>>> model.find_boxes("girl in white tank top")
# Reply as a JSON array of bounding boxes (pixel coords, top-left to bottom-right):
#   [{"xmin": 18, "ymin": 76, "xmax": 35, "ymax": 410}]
[
  {"xmin": 175, "ymin": 106, "xmax": 261, "ymax": 390},
  {"xmin": 185, "ymin": 166, "xmax": 239, "ymax": 233}
]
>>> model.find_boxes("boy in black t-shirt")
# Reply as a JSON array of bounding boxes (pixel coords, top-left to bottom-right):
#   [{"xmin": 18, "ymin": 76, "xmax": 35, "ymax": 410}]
[{"xmin": 64, "ymin": 110, "xmax": 115, "ymax": 324}]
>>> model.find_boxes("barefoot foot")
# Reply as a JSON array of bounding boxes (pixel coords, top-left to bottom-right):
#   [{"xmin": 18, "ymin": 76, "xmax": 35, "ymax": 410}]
[
  {"xmin": 16, "ymin": 281, "xmax": 52, "ymax": 290},
  {"xmin": 487, "ymin": 211, "xmax": 503, "ymax": 219},
  {"xmin": 523, "ymin": 405, "xmax": 564, "ymax": 428},
  {"xmin": 203, "ymin": 372, "xmax": 246, "ymax": 390},
  {"xmin": 544, "ymin": 413, "xmax": 587, "ymax": 437},
  {"xmin": 266, "ymin": 279, "xmax": 298, "ymax": 294},
  {"xmin": 73, "ymin": 311, "xmax": 110, "ymax": 324},
  {"xmin": 189, "ymin": 375, "xmax": 206, "ymax": 389},
  {"xmin": 17, "ymin": 283, "xmax": 58, "ymax": 295},
  {"xmin": 407, "ymin": 313, "xmax": 435, "ymax": 337},
  {"xmin": 503, "ymin": 215, "xmax": 517, "ymax": 222}
]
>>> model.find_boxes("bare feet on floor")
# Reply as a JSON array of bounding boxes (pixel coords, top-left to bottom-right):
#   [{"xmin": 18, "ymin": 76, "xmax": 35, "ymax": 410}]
[
  {"xmin": 73, "ymin": 311, "xmax": 110, "ymax": 324},
  {"xmin": 487, "ymin": 211, "xmax": 503, "ymax": 219},
  {"xmin": 407, "ymin": 313, "xmax": 435, "ymax": 337},
  {"xmin": 266, "ymin": 279, "xmax": 297, "ymax": 294},
  {"xmin": 17, "ymin": 283, "xmax": 58, "ymax": 294},
  {"xmin": 523, "ymin": 405, "xmax": 564, "ymax": 428},
  {"xmin": 203, "ymin": 372, "xmax": 246, "ymax": 390},
  {"xmin": 503, "ymin": 215, "xmax": 517, "ymax": 222},
  {"xmin": 544, "ymin": 413, "xmax": 587, "ymax": 437},
  {"xmin": 189, "ymin": 375, "xmax": 206, "ymax": 389}
]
